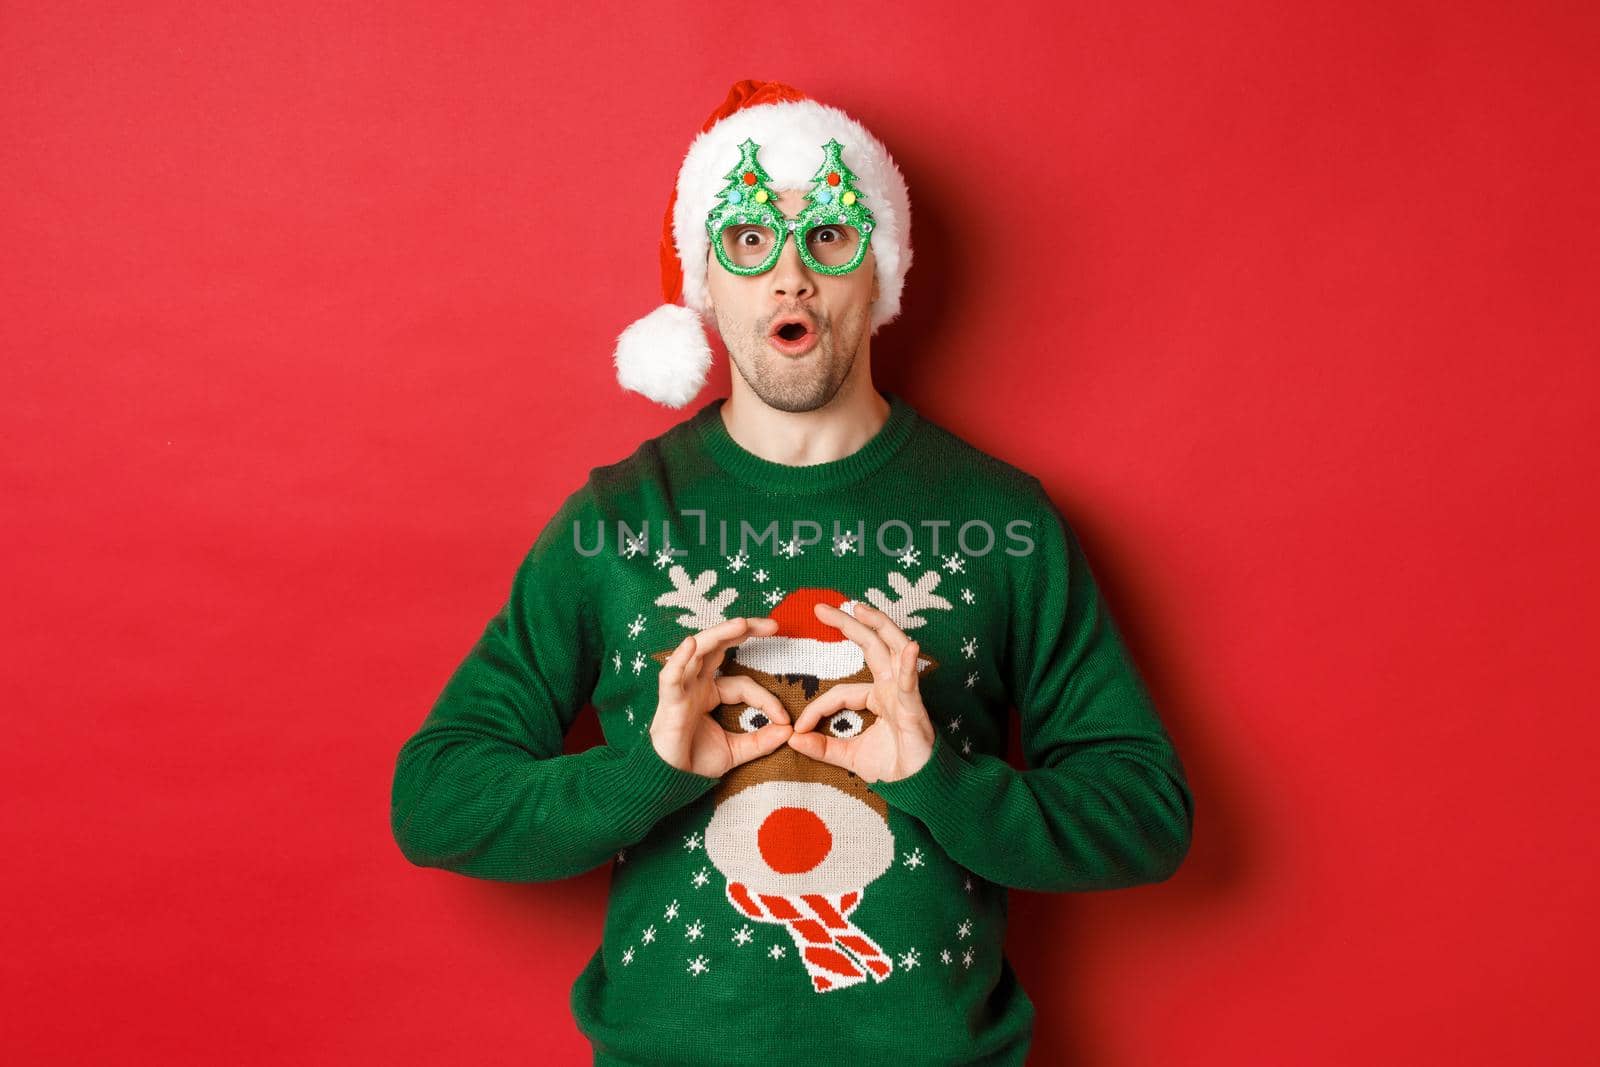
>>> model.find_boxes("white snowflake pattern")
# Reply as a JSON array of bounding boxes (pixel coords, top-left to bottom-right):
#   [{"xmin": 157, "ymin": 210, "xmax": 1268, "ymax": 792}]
[
  {"xmin": 687, "ymin": 954, "xmax": 711, "ymax": 976},
  {"xmin": 779, "ymin": 537, "xmax": 803, "ymax": 558},
  {"xmin": 960, "ymin": 636, "xmax": 978, "ymax": 659},
  {"xmin": 939, "ymin": 948, "xmax": 952, "ymax": 965},
  {"xmin": 612, "ymin": 650, "xmax": 622, "ymax": 674},
  {"xmin": 960, "ymin": 587, "xmax": 976, "ymax": 605},
  {"xmin": 898, "ymin": 546, "xmax": 921, "ymax": 567},
  {"xmin": 768, "ymin": 944, "xmax": 787, "ymax": 960},
  {"xmin": 902, "ymin": 847, "xmax": 926, "ymax": 870},
  {"xmin": 732, "ymin": 924, "xmax": 754, "ymax": 946},
  {"xmin": 631, "ymin": 651, "xmax": 647, "ymax": 675},
  {"xmin": 690, "ymin": 866, "xmax": 711, "ymax": 889},
  {"xmin": 832, "ymin": 532, "xmax": 858, "ymax": 556},
  {"xmin": 627, "ymin": 613, "xmax": 647, "ymax": 638},
  {"xmin": 625, "ymin": 706, "xmax": 635, "ymax": 724},
  {"xmin": 962, "ymin": 737, "xmax": 973, "ymax": 755},
  {"xmin": 763, "ymin": 587, "xmax": 785, "ymax": 607},
  {"xmin": 621, "ymin": 946, "xmax": 635, "ymax": 965},
  {"xmin": 941, "ymin": 552, "xmax": 966, "ymax": 574},
  {"xmin": 957, "ymin": 919, "xmax": 973, "ymax": 940},
  {"xmin": 621, "ymin": 533, "xmax": 647, "ymax": 559},
  {"xmin": 641, "ymin": 925, "xmax": 657, "ymax": 944},
  {"xmin": 653, "ymin": 547, "xmax": 675, "ymax": 570},
  {"xmin": 965, "ymin": 672, "xmax": 978, "ymax": 689},
  {"xmin": 726, "ymin": 550, "xmax": 749, "ymax": 573},
  {"xmin": 753, "ymin": 567, "xmax": 770, "ymax": 583},
  {"xmin": 949, "ymin": 715, "xmax": 963, "ymax": 733},
  {"xmin": 964, "ymin": 875, "xmax": 974, "ymax": 892},
  {"xmin": 683, "ymin": 831, "xmax": 703, "ymax": 852},
  {"xmin": 664, "ymin": 900, "xmax": 680, "ymax": 923},
  {"xmin": 962, "ymin": 947, "xmax": 975, "ymax": 969},
  {"xmin": 898, "ymin": 947, "xmax": 922, "ymax": 969},
  {"xmin": 615, "ymin": 848, "xmax": 627, "ymax": 864},
  {"xmin": 685, "ymin": 919, "xmax": 705, "ymax": 942}
]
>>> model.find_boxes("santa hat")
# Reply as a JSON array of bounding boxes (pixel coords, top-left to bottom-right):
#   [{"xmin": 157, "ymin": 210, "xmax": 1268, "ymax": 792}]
[
  {"xmin": 614, "ymin": 80, "xmax": 914, "ymax": 408},
  {"xmin": 733, "ymin": 588, "xmax": 868, "ymax": 680},
  {"xmin": 730, "ymin": 587, "xmax": 934, "ymax": 680}
]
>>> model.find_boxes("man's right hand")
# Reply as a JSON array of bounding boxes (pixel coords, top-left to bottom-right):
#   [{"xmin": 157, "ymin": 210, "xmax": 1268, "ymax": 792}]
[{"xmin": 651, "ymin": 616, "xmax": 791, "ymax": 777}]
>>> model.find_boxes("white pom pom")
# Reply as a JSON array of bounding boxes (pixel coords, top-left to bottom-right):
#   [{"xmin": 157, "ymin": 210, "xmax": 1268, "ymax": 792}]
[{"xmin": 613, "ymin": 304, "xmax": 713, "ymax": 408}]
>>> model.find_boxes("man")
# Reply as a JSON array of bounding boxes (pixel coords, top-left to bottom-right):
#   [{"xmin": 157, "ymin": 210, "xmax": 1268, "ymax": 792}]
[{"xmin": 391, "ymin": 79, "xmax": 1193, "ymax": 1066}]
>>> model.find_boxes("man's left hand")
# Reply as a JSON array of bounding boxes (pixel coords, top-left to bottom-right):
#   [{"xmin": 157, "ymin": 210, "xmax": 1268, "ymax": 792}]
[{"xmin": 785, "ymin": 600, "xmax": 935, "ymax": 784}]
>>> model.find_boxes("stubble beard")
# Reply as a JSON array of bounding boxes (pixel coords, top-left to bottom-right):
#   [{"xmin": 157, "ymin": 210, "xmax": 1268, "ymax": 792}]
[{"xmin": 719, "ymin": 305, "xmax": 868, "ymax": 414}]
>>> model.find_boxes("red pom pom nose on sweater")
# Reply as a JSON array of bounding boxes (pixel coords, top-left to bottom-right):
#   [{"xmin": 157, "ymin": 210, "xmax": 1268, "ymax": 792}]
[{"xmin": 759, "ymin": 805, "xmax": 834, "ymax": 873}]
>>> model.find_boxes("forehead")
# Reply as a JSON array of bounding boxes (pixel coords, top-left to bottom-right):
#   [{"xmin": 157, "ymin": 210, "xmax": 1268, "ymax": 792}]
[{"xmin": 768, "ymin": 187, "xmax": 808, "ymax": 217}]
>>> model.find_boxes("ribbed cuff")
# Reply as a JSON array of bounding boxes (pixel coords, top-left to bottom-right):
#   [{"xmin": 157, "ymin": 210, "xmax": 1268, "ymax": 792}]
[
  {"xmin": 866, "ymin": 730, "xmax": 975, "ymax": 834},
  {"xmin": 602, "ymin": 737, "xmax": 721, "ymax": 837}
]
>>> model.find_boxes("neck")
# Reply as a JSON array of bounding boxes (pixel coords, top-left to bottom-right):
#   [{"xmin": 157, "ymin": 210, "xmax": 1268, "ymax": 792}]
[{"xmin": 720, "ymin": 359, "xmax": 890, "ymax": 467}]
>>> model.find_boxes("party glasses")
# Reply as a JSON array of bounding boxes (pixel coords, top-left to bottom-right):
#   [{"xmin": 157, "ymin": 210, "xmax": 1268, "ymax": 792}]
[{"xmin": 705, "ymin": 137, "xmax": 877, "ymax": 277}]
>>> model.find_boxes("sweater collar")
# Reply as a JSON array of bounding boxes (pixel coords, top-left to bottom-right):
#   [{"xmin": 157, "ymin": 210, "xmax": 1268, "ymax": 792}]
[{"xmin": 693, "ymin": 390, "xmax": 919, "ymax": 495}]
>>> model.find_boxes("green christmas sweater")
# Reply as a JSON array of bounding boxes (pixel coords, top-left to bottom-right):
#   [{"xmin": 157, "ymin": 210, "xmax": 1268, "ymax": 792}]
[{"xmin": 390, "ymin": 390, "xmax": 1193, "ymax": 1066}]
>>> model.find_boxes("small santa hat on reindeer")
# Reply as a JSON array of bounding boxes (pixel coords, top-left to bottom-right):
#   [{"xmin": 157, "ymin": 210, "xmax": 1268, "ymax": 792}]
[
  {"xmin": 732, "ymin": 588, "xmax": 868, "ymax": 681},
  {"xmin": 613, "ymin": 79, "xmax": 914, "ymax": 408},
  {"xmin": 731, "ymin": 588, "xmax": 933, "ymax": 682}
]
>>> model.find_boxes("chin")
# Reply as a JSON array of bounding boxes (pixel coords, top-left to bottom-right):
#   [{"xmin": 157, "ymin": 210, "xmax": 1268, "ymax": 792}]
[{"xmin": 754, "ymin": 369, "xmax": 845, "ymax": 413}]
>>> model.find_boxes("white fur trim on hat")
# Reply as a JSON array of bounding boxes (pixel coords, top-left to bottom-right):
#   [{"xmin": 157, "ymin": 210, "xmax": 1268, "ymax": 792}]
[
  {"xmin": 673, "ymin": 99, "xmax": 913, "ymax": 332},
  {"xmin": 613, "ymin": 303, "xmax": 712, "ymax": 409}
]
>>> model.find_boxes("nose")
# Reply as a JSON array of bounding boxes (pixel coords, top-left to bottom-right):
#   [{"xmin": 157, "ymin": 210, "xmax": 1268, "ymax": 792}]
[
  {"xmin": 771, "ymin": 225, "xmax": 815, "ymax": 300},
  {"xmin": 758, "ymin": 805, "xmax": 832, "ymax": 873}
]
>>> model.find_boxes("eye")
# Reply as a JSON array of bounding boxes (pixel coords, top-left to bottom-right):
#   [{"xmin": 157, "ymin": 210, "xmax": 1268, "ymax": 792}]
[
  {"xmin": 824, "ymin": 709, "xmax": 865, "ymax": 739},
  {"xmin": 738, "ymin": 706, "xmax": 773, "ymax": 732},
  {"xmin": 813, "ymin": 226, "xmax": 842, "ymax": 243}
]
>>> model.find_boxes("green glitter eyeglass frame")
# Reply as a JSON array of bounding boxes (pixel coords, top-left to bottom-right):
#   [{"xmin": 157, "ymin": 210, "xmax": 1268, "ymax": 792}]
[{"xmin": 704, "ymin": 137, "xmax": 879, "ymax": 278}]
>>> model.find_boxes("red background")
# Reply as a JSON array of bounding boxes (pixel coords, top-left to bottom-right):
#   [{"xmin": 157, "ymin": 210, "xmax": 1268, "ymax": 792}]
[{"xmin": 5, "ymin": 2, "xmax": 1596, "ymax": 1063}]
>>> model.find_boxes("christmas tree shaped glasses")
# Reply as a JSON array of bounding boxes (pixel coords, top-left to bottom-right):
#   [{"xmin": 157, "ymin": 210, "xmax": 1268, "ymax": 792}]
[{"xmin": 706, "ymin": 137, "xmax": 878, "ymax": 277}]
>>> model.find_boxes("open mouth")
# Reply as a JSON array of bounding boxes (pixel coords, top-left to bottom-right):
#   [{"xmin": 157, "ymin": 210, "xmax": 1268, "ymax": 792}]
[{"xmin": 768, "ymin": 314, "xmax": 819, "ymax": 355}]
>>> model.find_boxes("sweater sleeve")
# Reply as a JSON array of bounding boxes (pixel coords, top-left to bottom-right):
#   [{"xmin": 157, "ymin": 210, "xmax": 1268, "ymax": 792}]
[
  {"xmin": 867, "ymin": 482, "xmax": 1194, "ymax": 892},
  {"xmin": 389, "ymin": 483, "xmax": 721, "ymax": 882}
]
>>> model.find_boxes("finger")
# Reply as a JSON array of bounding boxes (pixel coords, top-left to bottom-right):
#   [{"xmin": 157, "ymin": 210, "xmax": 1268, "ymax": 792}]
[
  {"xmin": 697, "ymin": 616, "xmax": 779, "ymax": 685},
  {"xmin": 686, "ymin": 617, "xmax": 752, "ymax": 682},
  {"xmin": 715, "ymin": 673, "xmax": 789, "ymax": 725},
  {"xmin": 855, "ymin": 604, "xmax": 915, "ymax": 715},
  {"xmin": 657, "ymin": 634, "xmax": 697, "ymax": 695},
  {"xmin": 695, "ymin": 643, "xmax": 731, "ymax": 687},
  {"xmin": 690, "ymin": 616, "xmax": 778, "ymax": 676},
  {"xmin": 813, "ymin": 602, "xmax": 896, "ymax": 681},
  {"xmin": 899, "ymin": 640, "xmax": 919, "ymax": 693},
  {"xmin": 848, "ymin": 601, "xmax": 911, "ymax": 659},
  {"xmin": 742, "ymin": 615, "xmax": 781, "ymax": 634},
  {"xmin": 684, "ymin": 617, "xmax": 747, "ymax": 678},
  {"xmin": 791, "ymin": 682, "xmax": 870, "ymax": 735},
  {"xmin": 726, "ymin": 722, "xmax": 793, "ymax": 767},
  {"xmin": 785, "ymin": 726, "xmax": 854, "ymax": 772}
]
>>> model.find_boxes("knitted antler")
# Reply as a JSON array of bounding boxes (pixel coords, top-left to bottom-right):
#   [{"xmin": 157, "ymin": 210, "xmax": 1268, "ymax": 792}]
[
  {"xmin": 862, "ymin": 570, "xmax": 953, "ymax": 630},
  {"xmin": 655, "ymin": 565, "xmax": 738, "ymax": 630}
]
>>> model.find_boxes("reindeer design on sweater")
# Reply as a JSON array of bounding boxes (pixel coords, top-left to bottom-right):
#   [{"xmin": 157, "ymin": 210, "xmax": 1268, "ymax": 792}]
[{"xmin": 648, "ymin": 564, "xmax": 953, "ymax": 993}]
